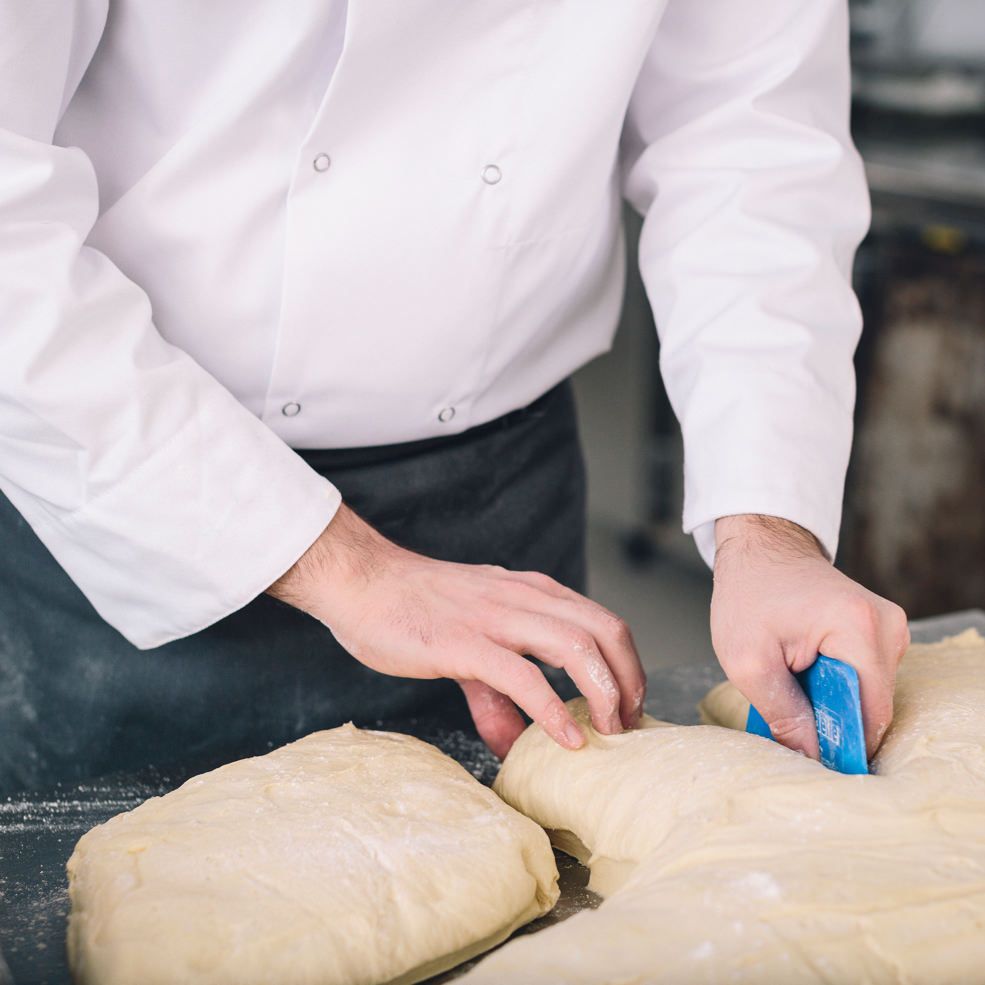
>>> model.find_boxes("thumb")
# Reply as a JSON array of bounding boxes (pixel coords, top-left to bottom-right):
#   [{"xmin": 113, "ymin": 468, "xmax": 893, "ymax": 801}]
[
  {"xmin": 733, "ymin": 661, "xmax": 820, "ymax": 760},
  {"xmin": 458, "ymin": 680, "xmax": 527, "ymax": 760}
]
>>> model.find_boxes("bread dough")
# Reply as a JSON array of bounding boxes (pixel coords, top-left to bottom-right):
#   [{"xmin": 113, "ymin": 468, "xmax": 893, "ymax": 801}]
[
  {"xmin": 463, "ymin": 630, "xmax": 985, "ymax": 984},
  {"xmin": 67, "ymin": 724, "xmax": 558, "ymax": 985}
]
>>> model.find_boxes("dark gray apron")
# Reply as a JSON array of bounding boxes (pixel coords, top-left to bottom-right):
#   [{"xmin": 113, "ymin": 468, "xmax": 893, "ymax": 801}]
[{"xmin": 0, "ymin": 381, "xmax": 585, "ymax": 795}]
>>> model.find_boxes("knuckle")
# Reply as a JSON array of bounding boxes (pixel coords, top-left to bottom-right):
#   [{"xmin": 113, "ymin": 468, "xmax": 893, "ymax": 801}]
[
  {"xmin": 566, "ymin": 628, "xmax": 598, "ymax": 654},
  {"xmin": 885, "ymin": 600, "xmax": 908, "ymax": 625},
  {"xmin": 490, "ymin": 581, "xmax": 530, "ymax": 610},
  {"xmin": 845, "ymin": 594, "xmax": 881, "ymax": 641},
  {"xmin": 501, "ymin": 577, "xmax": 553, "ymax": 606},
  {"xmin": 509, "ymin": 658, "xmax": 545, "ymax": 694},
  {"xmin": 591, "ymin": 603, "xmax": 633, "ymax": 645},
  {"xmin": 720, "ymin": 650, "xmax": 768, "ymax": 689},
  {"xmin": 725, "ymin": 670, "xmax": 761, "ymax": 701},
  {"xmin": 521, "ymin": 570, "xmax": 556, "ymax": 589},
  {"xmin": 602, "ymin": 613, "xmax": 633, "ymax": 647},
  {"xmin": 886, "ymin": 604, "xmax": 911, "ymax": 654},
  {"xmin": 766, "ymin": 714, "xmax": 815, "ymax": 743}
]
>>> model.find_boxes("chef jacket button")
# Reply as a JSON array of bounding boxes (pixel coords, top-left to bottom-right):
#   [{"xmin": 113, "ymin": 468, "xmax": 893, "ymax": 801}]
[
  {"xmin": 438, "ymin": 407, "xmax": 456, "ymax": 423},
  {"xmin": 312, "ymin": 153, "xmax": 332, "ymax": 173},
  {"xmin": 481, "ymin": 164, "xmax": 502, "ymax": 185},
  {"xmin": 281, "ymin": 402, "xmax": 302, "ymax": 417}
]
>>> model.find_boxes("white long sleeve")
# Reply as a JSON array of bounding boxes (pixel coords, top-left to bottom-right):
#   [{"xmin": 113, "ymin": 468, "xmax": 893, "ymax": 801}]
[
  {"xmin": 2, "ymin": 0, "xmax": 871, "ymax": 646},
  {"xmin": 0, "ymin": 3, "xmax": 340, "ymax": 649},
  {"xmin": 621, "ymin": 0, "xmax": 870, "ymax": 564}
]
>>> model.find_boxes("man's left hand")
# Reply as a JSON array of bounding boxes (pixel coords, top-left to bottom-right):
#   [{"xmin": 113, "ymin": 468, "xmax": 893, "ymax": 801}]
[{"xmin": 710, "ymin": 514, "xmax": 910, "ymax": 761}]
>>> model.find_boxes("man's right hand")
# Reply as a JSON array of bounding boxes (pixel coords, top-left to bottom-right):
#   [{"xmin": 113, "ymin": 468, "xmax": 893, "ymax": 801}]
[{"xmin": 268, "ymin": 504, "xmax": 647, "ymax": 758}]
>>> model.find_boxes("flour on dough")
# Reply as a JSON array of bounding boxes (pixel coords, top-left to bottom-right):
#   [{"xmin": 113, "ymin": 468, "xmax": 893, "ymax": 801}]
[
  {"xmin": 463, "ymin": 630, "xmax": 985, "ymax": 984},
  {"xmin": 67, "ymin": 724, "xmax": 558, "ymax": 985}
]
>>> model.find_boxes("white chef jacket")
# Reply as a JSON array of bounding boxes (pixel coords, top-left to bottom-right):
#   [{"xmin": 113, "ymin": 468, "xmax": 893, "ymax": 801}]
[{"xmin": 0, "ymin": 0, "xmax": 869, "ymax": 649}]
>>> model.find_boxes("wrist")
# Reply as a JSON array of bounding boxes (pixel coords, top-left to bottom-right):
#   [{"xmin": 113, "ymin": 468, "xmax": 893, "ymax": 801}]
[
  {"xmin": 267, "ymin": 503, "xmax": 394, "ymax": 618},
  {"xmin": 714, "ymin": 514, "xmax": 827, "ymax": 567}
]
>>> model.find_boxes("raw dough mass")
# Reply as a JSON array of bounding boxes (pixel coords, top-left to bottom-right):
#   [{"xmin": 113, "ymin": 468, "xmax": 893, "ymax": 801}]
[
  {"xmin": 463, "ymin": 630, "xmax": 985, "ymax": 984},
  {"xmin": 66, "ymin": 724, "xmax": 557, "ymax": 985}
]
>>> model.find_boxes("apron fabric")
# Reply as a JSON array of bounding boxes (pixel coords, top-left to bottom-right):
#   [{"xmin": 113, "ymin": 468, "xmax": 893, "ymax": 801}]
[{"xmin": 0, "ymin": 381, "xmax": 585, "ymax": 795}]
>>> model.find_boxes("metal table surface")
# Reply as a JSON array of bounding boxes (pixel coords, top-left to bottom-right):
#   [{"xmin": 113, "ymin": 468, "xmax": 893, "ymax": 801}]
[{"xmin": 2, "ymin": 610, "xmax": 982, "ymax": 985}]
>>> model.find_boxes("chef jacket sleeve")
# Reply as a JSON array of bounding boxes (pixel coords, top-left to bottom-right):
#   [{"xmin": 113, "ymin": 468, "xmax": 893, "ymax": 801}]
[
  {"xmin": 620, "ymin": 0, "xmax": 870, "ymax": 566},
  {"xmin": 0, "ymin": 3, "xmax": 341, "ymax": 649}
]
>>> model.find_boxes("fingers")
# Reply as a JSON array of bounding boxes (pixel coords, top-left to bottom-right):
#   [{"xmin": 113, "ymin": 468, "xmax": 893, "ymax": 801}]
[
  {"xmin": 726, "ymin": 655, "xmax": 820, "ymax": 760},
  {"xmin": 502, "ymin": 569, "xmax": 571, "ymax": 600},
  {"xmin": 458, "ymin": 680, "xmax": 526, "ymax": 759},
  {"xmin": 546, "ymin": 600, "xmax": 647, "ymax": 730},
  {"xmin": 858, "ymin": 663, "xmax": 895, "ymax": 761},
  {"xmin": 468, "ymin": 644, "xmax": 585, "ymax": 752},
  {"xmin": 497, "ymin": 613, "xmax": 623, "ymax": 735},
  {"xmin": 842, "ymin": 646, "xmax": 895, "ymax": 761},
  {"xmin": 495, "ymin": 571, "xmax": 647, "ymax": 729},
  {"xmin": 820, "ymin": 596, "xmax": 910, "ymax": 758}
]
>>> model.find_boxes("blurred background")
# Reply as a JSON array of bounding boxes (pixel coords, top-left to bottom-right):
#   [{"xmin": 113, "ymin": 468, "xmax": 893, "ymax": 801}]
[{"xmin": 576, "ymin": 0, "xmax": 985, "ymax": 674}]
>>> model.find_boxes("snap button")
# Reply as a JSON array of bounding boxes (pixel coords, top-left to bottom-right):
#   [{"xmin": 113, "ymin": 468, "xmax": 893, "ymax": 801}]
[
  {"xmin": 480, "ymin": 164, "xmax": 502, "ymax": 185},
  {"xmin": 313, "ymin": 153, "xmax": 332, "ymax": 173},
  {"xmin": 438, "ymin": 407, "xmax": 456, "ymax": 423},
  {"xmin": 281, "ymin": 402, "xmax": 302, "ymax": 417}
]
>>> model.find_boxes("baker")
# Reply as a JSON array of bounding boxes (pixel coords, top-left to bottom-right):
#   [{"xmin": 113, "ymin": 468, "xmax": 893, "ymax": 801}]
[{"xmin": 0, "ymin": 0, "xmax": 909, "ymax": 795}]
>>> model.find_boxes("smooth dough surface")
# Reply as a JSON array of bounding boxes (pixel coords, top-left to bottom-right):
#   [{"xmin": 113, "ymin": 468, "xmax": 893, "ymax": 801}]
[
  {"xmin": 463, "ymin": 630, "xmax": 985, "ymax": 984},
  {"xmin": 67, "ymin": 724, "xmax": 558, "ymax": 985}
]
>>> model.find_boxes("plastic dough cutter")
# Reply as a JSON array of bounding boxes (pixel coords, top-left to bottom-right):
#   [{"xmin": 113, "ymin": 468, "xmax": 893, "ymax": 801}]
[{"xmin": 746, "ymin": 654, "xmax": 869, "ymax": 775}]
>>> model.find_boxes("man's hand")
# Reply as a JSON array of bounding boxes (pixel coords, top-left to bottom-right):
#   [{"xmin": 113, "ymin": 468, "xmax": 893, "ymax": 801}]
[
  {"xmin": 711, "ymin": 515, "xmax": 910, "ymax": 761},
  {"xmin": 269, "ymin": 504, "xmax": 646, "ymax": 758}
]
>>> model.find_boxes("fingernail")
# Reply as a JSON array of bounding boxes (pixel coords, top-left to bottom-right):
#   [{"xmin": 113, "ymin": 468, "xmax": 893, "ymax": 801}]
[
  {"xmin": 608, "ymin": 712, "xmax": 623, "ymax": 735},
  {"xmin": 564, "ymin": 722, "xmax": 585, "ymax": 749}
]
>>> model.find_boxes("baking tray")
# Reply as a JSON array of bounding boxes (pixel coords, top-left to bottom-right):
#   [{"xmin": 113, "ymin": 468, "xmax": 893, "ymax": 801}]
[{"xmin": 2, "ymin": 611, "xmax": 982, "ymax": 985}]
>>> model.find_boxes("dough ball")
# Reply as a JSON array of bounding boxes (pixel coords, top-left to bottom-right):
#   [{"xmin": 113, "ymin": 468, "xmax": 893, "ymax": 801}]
[
  {"xmin": 464, "ymin": 631, "xmax": 985, "ymax": 984},
  {"xmin": 67, "ymin": 724, "xmax": 558, "ymax": 985}
]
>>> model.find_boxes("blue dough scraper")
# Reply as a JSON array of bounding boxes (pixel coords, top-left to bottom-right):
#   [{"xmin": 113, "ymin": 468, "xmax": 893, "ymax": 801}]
[{"xmin": 746, "ymin": 654, "xmax": 868, "ymax": 775}]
